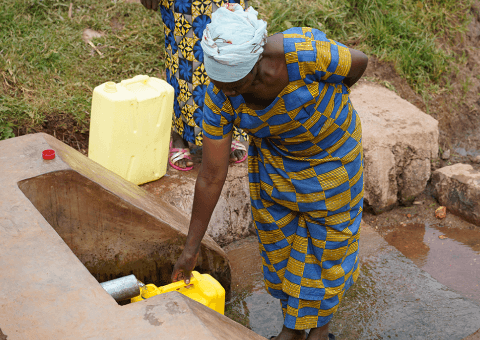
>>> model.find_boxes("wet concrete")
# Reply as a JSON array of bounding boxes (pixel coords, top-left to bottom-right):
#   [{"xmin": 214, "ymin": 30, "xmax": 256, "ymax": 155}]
[
  {"xmin": 380, "ymin": 222, "xmax": 480, "ymax": 304},
  {"xmin": 224, "ymin": 223, "xmax": 480, "ymax": 339}
]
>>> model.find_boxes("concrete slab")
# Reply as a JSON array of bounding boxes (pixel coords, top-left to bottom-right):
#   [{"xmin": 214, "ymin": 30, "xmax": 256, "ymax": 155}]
[
  {"xmin": 0, "ymin": 133, "xmax": 264, "ymax": 339},
  {"xmin": 432, "ymin": 163, "xmax": 480, "ymax": 226}
]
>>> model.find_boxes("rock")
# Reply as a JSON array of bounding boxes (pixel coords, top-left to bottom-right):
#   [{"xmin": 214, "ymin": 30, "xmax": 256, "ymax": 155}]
[
  {"xmin": 350, "ymin": 83, "xmax": 439, "ymax": 213},
  {"xmin": 473, "ymin": 155, "xmax": 480, "ymax": 164},
  {"xmin": 435, "ymin": 206, "xmax": 447, "ymax": 219},
  {"xmin": 432, "ymin": 163, "xmax": 480, "ymax": 226},
  {"xmin": 441, "ymin": 149, "xmax": 451, "ymax": 160}
]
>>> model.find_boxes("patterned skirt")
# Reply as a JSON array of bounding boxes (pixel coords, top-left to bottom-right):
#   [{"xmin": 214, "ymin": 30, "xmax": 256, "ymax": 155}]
[
  {"xmin": 248, "ymin": 117, "xmax": 363, "ymax": 329},
  {"xmin": 159, "ymin": 0, "xmax": 249, "ymax": 145}
]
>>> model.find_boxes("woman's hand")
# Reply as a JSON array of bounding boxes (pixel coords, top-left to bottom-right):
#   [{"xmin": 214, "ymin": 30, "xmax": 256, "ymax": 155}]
[{"xmin": 172, "ymin": 250, "xmax": 199, "ymax": 284}]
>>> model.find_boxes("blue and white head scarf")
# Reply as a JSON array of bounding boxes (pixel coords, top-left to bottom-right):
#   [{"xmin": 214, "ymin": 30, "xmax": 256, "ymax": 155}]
[{"xmin": 201, "ymin": 4, "xmax": 267, "ymax": 83}]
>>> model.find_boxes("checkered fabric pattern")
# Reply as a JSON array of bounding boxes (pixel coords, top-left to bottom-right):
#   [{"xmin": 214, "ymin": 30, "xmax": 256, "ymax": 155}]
[
  {"xmin": 159, "ymin": 0, "xmax": 248, "ymax": 146},
  {"xmin": 203, "ymin": 27, "xmax": 363, "ymax": 330}
]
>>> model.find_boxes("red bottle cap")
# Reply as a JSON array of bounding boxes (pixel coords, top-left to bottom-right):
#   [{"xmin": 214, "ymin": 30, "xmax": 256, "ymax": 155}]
[{"xmin": 42, "ymin": 149, "xmax": 56, "ymax": 160}]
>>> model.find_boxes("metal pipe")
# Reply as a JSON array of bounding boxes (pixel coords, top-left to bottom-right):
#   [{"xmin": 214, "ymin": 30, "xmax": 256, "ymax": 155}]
[{"xmin": 100, "ymin": 275, "xmax": 144, "ymax": 302}]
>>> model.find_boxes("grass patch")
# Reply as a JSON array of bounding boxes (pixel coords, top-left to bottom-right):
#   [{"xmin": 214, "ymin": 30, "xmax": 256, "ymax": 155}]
[
  {"xmin": 0, "ymin": 0, "xmax": 164, "ymax": 139},
  {"xmin": 0, "ymin": 0, "xmax": 475, "ymax": 141},
  {"xmin": 251, "ymin": 0, "xmax": 473, "ymax": 93}
]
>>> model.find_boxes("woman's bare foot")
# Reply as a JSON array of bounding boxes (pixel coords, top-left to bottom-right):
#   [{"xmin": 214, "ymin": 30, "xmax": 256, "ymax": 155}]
[
  {"xmin": 171, "ymin": 131, "xmax": 193, "ymax": 169},
  {"xmin": 271, "ymin": 326, "xmax": 306, "ymax": 340},
  {"xmin": 306, "ymin": 322, "xmax": 330, "ymax": 340}
]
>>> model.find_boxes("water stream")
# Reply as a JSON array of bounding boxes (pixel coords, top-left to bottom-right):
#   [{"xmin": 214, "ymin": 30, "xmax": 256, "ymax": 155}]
[{"xmin": 224, "ymin": 222, "xmax": 480, "ymax": 339}]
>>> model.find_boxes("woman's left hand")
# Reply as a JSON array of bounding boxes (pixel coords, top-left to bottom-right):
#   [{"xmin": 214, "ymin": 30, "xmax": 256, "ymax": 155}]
[{"xmin": 171, "ymin": 250, "xmax": 199, "ymax": 284}]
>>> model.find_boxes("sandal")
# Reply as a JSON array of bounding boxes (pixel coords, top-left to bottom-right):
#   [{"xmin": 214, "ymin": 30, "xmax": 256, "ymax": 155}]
[
  {"xmin": 169, "ymin": 141, "xmax": 193, "ymax": 171},
  {"xmin": 231, "ymin": 140, "xmax": 247, "ymax": 163}
]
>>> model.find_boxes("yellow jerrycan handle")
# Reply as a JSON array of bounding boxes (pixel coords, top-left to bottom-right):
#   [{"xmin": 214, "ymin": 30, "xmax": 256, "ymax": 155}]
[
  {"xmin": 159, "ymin": 271, "xmax": 200, "ymax": 294},
  {"xmin": 120, "ymin": 75, "xmax": 150, "ymax": 87}
]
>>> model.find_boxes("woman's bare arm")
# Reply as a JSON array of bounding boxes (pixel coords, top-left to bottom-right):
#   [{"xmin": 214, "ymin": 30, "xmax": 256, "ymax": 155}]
[{"xmin": 171, "ymin": 133, "xmax": 232, "ymax": 283}]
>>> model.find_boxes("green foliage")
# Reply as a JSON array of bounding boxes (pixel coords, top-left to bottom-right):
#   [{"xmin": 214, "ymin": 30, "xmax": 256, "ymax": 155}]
[
  {"xmin": 251, "ymin": 0, "xmax": 473, "ymax": 93},
  {"xmin": 0, "ymin": 96, "xmax": 31, "ymax": 140}
]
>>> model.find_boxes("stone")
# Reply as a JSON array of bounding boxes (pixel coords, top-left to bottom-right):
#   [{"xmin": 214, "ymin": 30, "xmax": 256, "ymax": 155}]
[
  {"xmin": 435, "ymin": 206, "xmax": 447, "ymax": 219},
  {"xmin": 473, "ymin": 155, "xmax": 480, "ymax": 164},
  {"xmin": 442, "ymin": 149, "xmax": 451, "ymax": 160},
  {"xmin": 0, "ymin": 133, "xmax": 264, "ymax": 339},
  {"xmin": 432, "ymin": 163, "xmax": 480, "ymax": 226},
  {"xmin": 350, "ymin": 83, "xmax": 439, "ymax": 212}
]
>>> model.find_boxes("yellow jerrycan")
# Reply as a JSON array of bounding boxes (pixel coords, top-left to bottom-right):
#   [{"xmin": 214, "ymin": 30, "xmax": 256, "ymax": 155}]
[
  {"xmin": 88, "ymin": 75, "xmax": 174, "ymax": 185},
  {"xmin": 131, "ymin": 271, "xmax": 226, "ymax": 315}
]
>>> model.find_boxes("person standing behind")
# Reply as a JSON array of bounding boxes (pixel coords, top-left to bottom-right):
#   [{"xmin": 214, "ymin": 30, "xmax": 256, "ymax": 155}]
[{"xmin": 141, "ymin": 0, "xmax": 248, "ymax": 171}]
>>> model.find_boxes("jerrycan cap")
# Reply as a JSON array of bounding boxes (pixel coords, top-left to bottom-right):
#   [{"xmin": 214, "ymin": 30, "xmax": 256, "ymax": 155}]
[
  {"xmin": 42, "ymin": 149, "xmax": 56, "ymax": 160},
  {"xmin": 104, "ymin": 82, "xmax": 117, "ymax": 93}
]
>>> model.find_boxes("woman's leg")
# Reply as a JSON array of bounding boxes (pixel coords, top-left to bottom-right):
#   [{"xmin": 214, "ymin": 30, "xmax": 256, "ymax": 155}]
[
  {"xmin": 272, "ymin": 321, "xmax": 330, "ymax": 340},
  {"xmin": 272, "ymin": 326, "xmax": 306, "ymax": 340},
  {"xmin": 306, "ymin": 323, "xmax": 330, "ymax": 340}
]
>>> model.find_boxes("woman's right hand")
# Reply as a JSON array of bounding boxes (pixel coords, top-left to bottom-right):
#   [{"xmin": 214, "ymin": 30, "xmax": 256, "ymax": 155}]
[
  {"xmin": 171, "ymin": 250, "xmax": 199, "ymax": 284},
  {"xmin": 140, "ymin": 0, "xmax": 160, "ymax": 11}
]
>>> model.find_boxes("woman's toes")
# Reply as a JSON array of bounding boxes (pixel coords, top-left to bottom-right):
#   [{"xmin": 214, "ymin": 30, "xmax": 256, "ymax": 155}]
[
  {"xmin": 177, "ymin": 159, "xmax": 186, "ymax": 168},
  {"xmin": 231, "ymin": 150, "xmax": 245, "ymax": 162}
]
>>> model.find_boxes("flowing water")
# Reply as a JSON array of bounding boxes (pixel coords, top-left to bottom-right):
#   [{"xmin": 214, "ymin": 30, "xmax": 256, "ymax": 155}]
[{"xmin": 224, "ymin": 222, "xmax": 480, "ymax": 339}]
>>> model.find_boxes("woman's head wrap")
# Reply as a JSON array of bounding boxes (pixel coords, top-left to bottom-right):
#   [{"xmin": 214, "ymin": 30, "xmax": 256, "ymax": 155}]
[{"xmin": 201, "ymin": 4, "xmax": 267, "ymax": 83}]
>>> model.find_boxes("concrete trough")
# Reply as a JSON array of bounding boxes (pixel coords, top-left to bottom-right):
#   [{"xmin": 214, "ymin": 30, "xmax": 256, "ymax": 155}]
[{"xmin": 0, "ymin": 133, "xmax": 264, "ymax": 339}]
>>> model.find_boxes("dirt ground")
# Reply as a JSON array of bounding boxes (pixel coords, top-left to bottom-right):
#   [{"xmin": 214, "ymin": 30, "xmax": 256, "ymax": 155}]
[{"xmin": 362, "ymin": 183, "xmax": 480, "ymax": 235}]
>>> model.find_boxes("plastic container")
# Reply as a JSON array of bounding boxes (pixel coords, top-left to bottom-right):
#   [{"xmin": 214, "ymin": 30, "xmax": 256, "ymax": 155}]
[
  {"xmin": 131, "ymin": 271, "xmax": 225, "ymax": 315},
  {"xmin": 88, "ymin": 75, "xmax": 174, "ymax": 185}
]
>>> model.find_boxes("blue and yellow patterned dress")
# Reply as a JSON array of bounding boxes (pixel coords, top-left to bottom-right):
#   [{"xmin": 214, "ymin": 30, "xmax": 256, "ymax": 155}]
[
  {"xmin": 203, "ymin": 27, "xmax": 363, "ymax": 329},
  {"xmin": 159, "ymin": 0, "xmax": 248, "ymax": 146}
]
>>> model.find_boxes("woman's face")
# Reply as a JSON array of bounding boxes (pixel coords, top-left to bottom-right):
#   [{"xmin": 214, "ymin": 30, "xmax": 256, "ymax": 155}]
[{"xmin": 210, "ymin": 63, "xmax": 258, "ymax": 97}]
